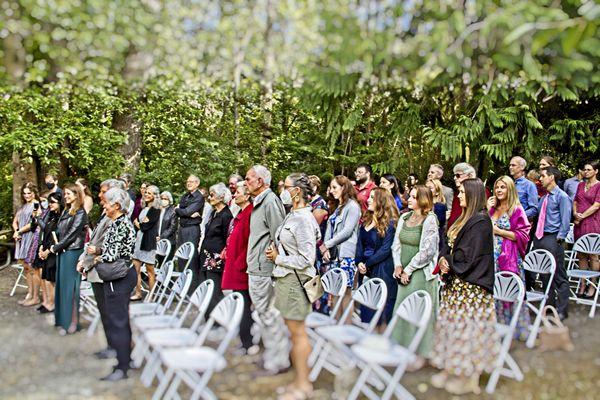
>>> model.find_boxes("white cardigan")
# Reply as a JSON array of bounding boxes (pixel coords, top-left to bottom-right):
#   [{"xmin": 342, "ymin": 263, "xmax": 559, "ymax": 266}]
[{"xmin": 391, "ymin": 211, "xmax": 439, "ymax": 281}]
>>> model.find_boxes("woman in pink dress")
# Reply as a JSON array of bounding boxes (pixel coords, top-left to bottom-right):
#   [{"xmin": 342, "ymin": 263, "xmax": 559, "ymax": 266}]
[{"xmin": 573, "ymin": 161, "xmax": 600, "ymax": 299}]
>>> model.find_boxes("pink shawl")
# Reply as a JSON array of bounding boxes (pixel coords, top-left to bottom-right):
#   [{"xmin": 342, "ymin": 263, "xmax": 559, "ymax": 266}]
[{"xmin": 490, "ymin": 205, "xmax": 531, "ymax": 274}]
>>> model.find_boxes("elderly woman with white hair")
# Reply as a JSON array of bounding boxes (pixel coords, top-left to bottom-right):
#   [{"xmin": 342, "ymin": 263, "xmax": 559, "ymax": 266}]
[
  {"xmin": 131, "ymin": 185, "xmax": 161, "ymax": 301},
  {"xmin": 93, "ymin": 187, "xmax": 136, "ymax": 381},
  {"xmin": 198, "ymin": 182, "xmax": 234, "ymax": 314}
]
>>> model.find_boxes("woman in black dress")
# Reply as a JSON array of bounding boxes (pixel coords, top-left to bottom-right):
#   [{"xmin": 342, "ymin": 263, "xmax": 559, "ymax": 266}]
[{"xmin": 198, "ymin": 182, "xmax": 233, "ymax": 315}]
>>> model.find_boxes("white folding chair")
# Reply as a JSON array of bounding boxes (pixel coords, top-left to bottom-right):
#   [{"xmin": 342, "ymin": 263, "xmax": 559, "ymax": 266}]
[
  {"xmin": 149, "ymin": 292, "xmax": 245, "ymax": 400},
  {"xmin": 170, "ymin": 242, "xmax": 195, "ymax": 280},
  {"xmin": 132, "ymin": 269, "xmax": 198, "ymax": 340},
  {"xmin": 567, "ymin": 233, "xmax": 600, "ymax": 317},
  {"xmin": 79, "ymin": 280, "xmax": 101, "ymax": 337},
  {"xmin": 522, "ymin": 249, "xmax": 556, "ymax": 348},
  {"xmin": 156, "ymin": 239, "xmax": 172, "ymax": 267},
  {"xmin": 130, "ymin": 266, "xmax": 188, "ymax": 319},
  {"xmin": 486, "ymin": 271, "xmax": 525, "ymax": 394},
  {"xmin": 309, "ymin": 278, "xmax": 387, "ymax": 382},
  {"xmin": 9, "ymin": 262, "xmax": 27, "ymax": 296},
  {"xmin": 131, "ymin": 260, "xmax": 175, "ymax": 315},
  {"xmin": 347, "ymin": 290, "xmax": 433, "ymax": 400},
  {"xmin": 132, "ymin": 280, "xmax": 214, "ymax": 368}
]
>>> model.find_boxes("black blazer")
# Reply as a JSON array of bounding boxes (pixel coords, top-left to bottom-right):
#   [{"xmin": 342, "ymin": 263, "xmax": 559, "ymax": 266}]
[
  {"xmin": 140, "ymin": 207, "xmax": 161, "ymax": 251},
  {"xmin": 176, "ymin": 190, "xmax": 205, "ymax": 227},
  {"xmin": 441, "ymin": 211, "xmax": 495, "ymax": 293},
  {"xmin": 54, "ymin": 208, "xmax": 88, "ymax": 253}
]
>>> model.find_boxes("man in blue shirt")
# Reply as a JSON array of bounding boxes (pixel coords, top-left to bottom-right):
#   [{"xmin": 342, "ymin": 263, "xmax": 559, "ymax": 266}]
[
  {"xmin": 509, "ymin": 156, "xmax": 538, "ymax": 221},
  {"xmin": 563, "ymin": 163, "xmax": 585, "ymax": 201},
  {"xmin": 532, "ymin": 166, "xmax": 572, "ymax": 320}
]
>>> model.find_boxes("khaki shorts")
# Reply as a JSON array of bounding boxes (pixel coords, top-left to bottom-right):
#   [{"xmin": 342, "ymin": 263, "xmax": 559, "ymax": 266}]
[{"xmin": 274, "ymin": 273, "xmax": 311, "ymax": 321}]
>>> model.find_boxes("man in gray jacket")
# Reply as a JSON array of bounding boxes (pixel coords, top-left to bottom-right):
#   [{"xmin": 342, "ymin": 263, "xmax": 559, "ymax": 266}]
[
  {"xmin": 245, "ymin": 165, "xmax": 291, "ymax": 375},
  {"xmin": 76, "ymin": 178, "xmax": 125, "ymax": 360}
]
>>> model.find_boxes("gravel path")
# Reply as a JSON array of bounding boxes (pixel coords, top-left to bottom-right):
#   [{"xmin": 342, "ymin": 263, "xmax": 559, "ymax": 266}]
[{"xmin": 1, "ymin": 266, "xmax": 598, "ymax": 399}]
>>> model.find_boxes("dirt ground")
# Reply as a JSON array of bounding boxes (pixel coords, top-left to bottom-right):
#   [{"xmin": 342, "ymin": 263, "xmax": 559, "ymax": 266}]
[{"xmin": 0, "ymin": 266, "xmax": 598, "ymax": 400}]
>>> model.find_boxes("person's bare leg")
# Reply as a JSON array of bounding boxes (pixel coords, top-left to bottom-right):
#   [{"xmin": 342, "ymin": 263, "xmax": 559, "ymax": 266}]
[
  {"xmin": 132, "ymin": 259, "xmax": 142, "ymax": 299},
  {"xmin": 18, "ymin": 261, "xmax": 33, "ymax": 304},
  {"xmin": 46, "ymin": 282, "xmax": 55, "ymax": 311},
  {"xmin": 68, "ymin": 288, "xmax": 78, "ymax": 334},
  {"xmin": 286, "ymin": 320, "xmax": 313, "ymax": 394},
  {"xmin": 39, "ymin": 272, "xmax": 48, "ymax": 308},
  {"xmin": 577, "ymin": 254, "xmax": 590, "ymax": 295},
  {"xmin": 146, "ymin": 264, "xmax": 156, "ymax": 292},
  {"xmin": 585, "ymin": 254, "xmax": 599, "ymax": 297},
  {"xmin": 23, "ymin": 263, "xmax": 41, "ymax": 306}
]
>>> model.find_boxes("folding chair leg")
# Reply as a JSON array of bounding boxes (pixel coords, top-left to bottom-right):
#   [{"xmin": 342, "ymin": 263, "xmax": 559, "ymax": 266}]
[
  {"xmin": 505, "ymin": 353, "xmax": 523, "ymax": 381},
  {"xmin": 526, "ymin": 302, "xmax": 545, "ymax": 348},
  {"xmin": 152, "ymin": 367, "xmax": 175, "ymax": 400},
  {"xmin": 87, "ymin": 313, "xmax": 100, "ymax": 337},
  {"xmin": 382, "ymin": 364, "xmax": 412, "ymax": 400},
  {"xmin": 347, "ymin": 366, "xmax": 371, "ymax": 400},
  {"xmin": 164, "ymin": 373, "xmax": 182, "ymax": 400},
  {"xmin": 142, "ymin": 352, "xmax": 161, "ymax": 387},
  {"xmin": 589, "ymin": 282, "xmax": 599, "ymax": 318},
  {"xmin": 10, "ymin": 268, "xmax": 26, "ymax": 296},
  {"xmin": 308, "ymin": 336, "xmax": 324, "ymax": 367},
  {"xmin": 190, "ymin": 370, "xmax": 215, "ymax": 400},
  {"xmin": 309, "ymin": 344, "xmax": 330, "ymax": 382}
]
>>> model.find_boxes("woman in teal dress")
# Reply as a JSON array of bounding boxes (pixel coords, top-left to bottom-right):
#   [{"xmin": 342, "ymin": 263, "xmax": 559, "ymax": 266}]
[
  {"xmin": 391, "ymin": 185, "xmax": 439, "ymax": 370},
  {"xmin": 50, "ymin": 184, "xmax": 88, "ymax": 335}
]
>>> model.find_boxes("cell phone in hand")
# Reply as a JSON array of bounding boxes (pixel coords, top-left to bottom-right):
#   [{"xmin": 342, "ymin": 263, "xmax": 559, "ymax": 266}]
[{"xmin": 33, "ymin": 202, "xmax": 40, "ymax": 211}]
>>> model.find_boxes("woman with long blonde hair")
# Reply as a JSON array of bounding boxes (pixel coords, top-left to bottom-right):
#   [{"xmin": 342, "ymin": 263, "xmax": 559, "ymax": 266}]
[
  {"xmin": 486, "ymin": 175, "xmax": 531, "ymax": 341},
  {"xmin": 356, "ymin": 188, "xmax": 398, "ymax": 329}
]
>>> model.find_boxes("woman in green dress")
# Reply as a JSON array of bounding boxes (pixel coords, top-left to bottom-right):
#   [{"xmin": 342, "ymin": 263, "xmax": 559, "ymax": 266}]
[
  {"xmin": 391, "ymin": 185, "xmax": 439, "ymax": 370},
  {"xmin": 50, "ymin": 184, "xmax": 88, "ymax": 335}
]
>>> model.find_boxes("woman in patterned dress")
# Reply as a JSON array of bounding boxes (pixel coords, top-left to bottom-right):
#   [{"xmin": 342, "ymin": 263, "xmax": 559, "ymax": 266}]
[
  {"xmin": 573, "ymin": 161, "xmax": 600, "ymax": 298},
  {"xmin": 430, "ymin": 178, "xmax": 499, "ymax": 395},
  {"xmin": 308, "ymin": 175, "xmax": 330, "ymax": 314},
  {"xmin": 12, "ymin": 182, "xmax": 40, "ymax": 306},
  {"xmin": 487, "ymin": 176, "xmax": 531, "ymax": 340}
]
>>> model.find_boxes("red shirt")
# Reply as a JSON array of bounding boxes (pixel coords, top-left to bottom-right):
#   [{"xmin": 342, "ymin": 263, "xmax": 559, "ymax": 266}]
[
  {"xmin": 355, "ymin": 181, "xmax": 377, "ymax": 213},
  {"xmin": 221, "ymin": 204, "xmax": 253, "ymax": 290},
  {"xmin": 447, "ymin": 186, "xmax": 491, "ymax": 229}
]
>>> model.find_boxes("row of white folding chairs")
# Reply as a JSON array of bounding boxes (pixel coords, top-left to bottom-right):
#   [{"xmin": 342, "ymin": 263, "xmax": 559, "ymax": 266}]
[
  {"xmin": 566, "ymin": 233, "xmax": 600, "ymax": 317},
  {"xmin": 134, "ymin": 289, "xmax": 244, "ymax": 400}
]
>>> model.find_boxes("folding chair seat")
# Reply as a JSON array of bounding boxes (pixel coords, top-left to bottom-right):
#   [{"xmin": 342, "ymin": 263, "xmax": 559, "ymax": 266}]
[
  {"xmin": 567, "ymin": 234, "xmax": 600, "ymax": 318},
  {"xmin": 309, "ymin": 278, "xmax": 387, "ymax": 382},
  {"xmin": 522, "ymin": 249, "xmax": 556, "ymax": 348},
  {"xmin": 486, "ymin": 271, "xmax": 525, "ymax": 394},
  {"xmin": 347, "ymin": 290, "xmax": 433, "ymax": 400},
  {"xmin": 130, "ymin": 261, "xmax": 175, "ymax": 317},
  {"xmin": 131, "ymin": 266, "xmax": 186, "ymax": 318},
  {"xmin": 148, "ymin": 292, "xmax": 245, "ymax": 400}
]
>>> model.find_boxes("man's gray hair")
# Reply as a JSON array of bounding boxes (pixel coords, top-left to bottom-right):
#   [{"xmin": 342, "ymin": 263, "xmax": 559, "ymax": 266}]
[
  {"xmin": 453, "ymin": 162, "xmax": 477, "ymax": 178},
  {"xmin": 160, "ymin": 191, "xmax": 173, "ymax": 205},
  {"xmin": 511, "ymin": 156, "xmax": 527, "ymax": 169},
  {"xmin": 145, "ymin": 185, "xmax": 161, "ymax": 209},
  {"xmin": 236, "ymin": 181, "xmax": 249, "ymax": 195},
  {"xmin": 251, "ymin": 164, "xmax": 272, "ymax": 186},
  {"xmin": 104, "ymin": 188, "xmax": 131, "ymax": 212},
  {"xmin": 429, "ymin": 163, "xmax": 444, "ymax": 177},
  {"xmin": 100, "ymin": 178, "xmax": 125, "ymax": 190},
  {"xmin": 209, "ymin": 182, "xmax": 232, "ymax": 205},
  {"xmin": 229, "ymin": 173, "xmax": 243, "ymax": 182}
]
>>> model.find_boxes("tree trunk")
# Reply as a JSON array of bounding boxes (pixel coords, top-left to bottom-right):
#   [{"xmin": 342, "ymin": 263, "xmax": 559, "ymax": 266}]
[{"xmin": 260, "ymin": 0, "xmax": 276, "ymax": 160}]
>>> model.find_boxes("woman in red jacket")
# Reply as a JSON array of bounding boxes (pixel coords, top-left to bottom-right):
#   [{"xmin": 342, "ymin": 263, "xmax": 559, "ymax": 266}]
[{"xmin": 222, "ymin": 181, "xmax": 258, "ymax": 355}]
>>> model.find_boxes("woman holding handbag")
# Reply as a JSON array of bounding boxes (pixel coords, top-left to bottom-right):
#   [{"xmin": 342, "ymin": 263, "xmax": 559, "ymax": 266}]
[
  {"xmin": 266, "ymin": 173, "xmax": 321, "ymax": 400},
  {"xmin": 89, "ymin": 188, "xmax": 136, "ymax": 381}
]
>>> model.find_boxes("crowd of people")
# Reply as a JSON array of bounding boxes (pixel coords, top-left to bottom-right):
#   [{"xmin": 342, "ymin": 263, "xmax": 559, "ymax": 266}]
[{"xmin": 10, "ymin": 156, "xmax": 599, "ymax": 396}]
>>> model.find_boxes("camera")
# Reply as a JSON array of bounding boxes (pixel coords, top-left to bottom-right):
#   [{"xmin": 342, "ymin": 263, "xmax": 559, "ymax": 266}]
[{"xmin": 33, "ymin": 202, "xmax": 40, "ymax": 211}]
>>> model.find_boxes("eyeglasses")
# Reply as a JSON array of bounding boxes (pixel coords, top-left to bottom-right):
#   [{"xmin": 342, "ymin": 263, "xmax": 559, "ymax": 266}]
[{"xmin": 453, "ymin": 173, "xmax": 465, "ymax": 178}]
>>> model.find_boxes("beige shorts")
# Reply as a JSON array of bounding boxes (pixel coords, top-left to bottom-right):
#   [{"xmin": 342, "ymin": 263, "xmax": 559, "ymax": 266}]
[{"xmin": 274, "ymin": 273, "xmax": 311, "ymax": 321}]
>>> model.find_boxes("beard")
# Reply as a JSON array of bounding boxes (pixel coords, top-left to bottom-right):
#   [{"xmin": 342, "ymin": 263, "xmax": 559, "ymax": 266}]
[{"xmin": 356, "ymin": 176, "xmax": 367, "ymax": 185}]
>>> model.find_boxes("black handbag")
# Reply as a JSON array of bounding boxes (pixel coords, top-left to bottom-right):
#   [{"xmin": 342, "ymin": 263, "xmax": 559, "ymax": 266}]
[{"xmin": 95, "ymin": 259, "xmax": 130, "ymax": 282}]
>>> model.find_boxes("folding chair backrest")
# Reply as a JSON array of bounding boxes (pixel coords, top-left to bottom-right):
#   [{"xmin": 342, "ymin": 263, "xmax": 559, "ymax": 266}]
[
  {"xmin": 195, "ymin": 292, "xmax": 245, "ymax": 354},
  {"xmin": 494, "ymin": 271, "xmax": 525, "ymax": 331},
  {"xmin": 321, "ymin": 268, "xmax": 348, "ymax": 317},
  {"xmin": 184, "ymin": 280, "xmax": 215, "ymax": 331},
  {"xmin": 174, "ymin": 242, "xmax": 195, "ymax": 271},
  {"xmin": 341, "ymin": 278, "xmax": 387, "ymax": 333},
  {"xmin": 573, "ymin": 233, "xmax": 600, "ymax": 256},
  {"xmin": 522, "ymin": 249, "xmax": 556, "ymax": 275},
  {"xmin": 80, "ymin": 280, "xmax": 94, "ymax": 297},
  {"xmin": 156, "ymin": 239, "xmax": 172, "ymax": 266},
  {"xmin": 384, "ymin": 290, "xmax": 432, "ymax": 353},
  {"xmin": 150, "ymin": 260, "xmax": 175, "ymax": 303}
]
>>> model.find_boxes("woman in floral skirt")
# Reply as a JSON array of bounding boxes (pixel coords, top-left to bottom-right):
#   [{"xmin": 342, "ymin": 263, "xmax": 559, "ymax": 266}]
[{"xmin": 430, "ymin": 178, "xmax": 499, "ymax": 395}]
